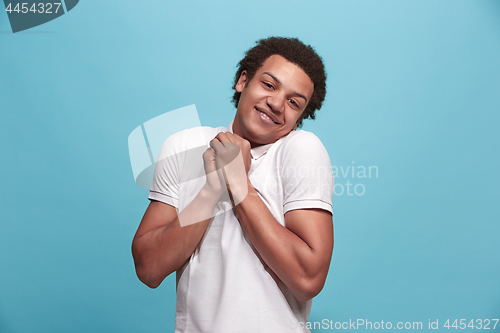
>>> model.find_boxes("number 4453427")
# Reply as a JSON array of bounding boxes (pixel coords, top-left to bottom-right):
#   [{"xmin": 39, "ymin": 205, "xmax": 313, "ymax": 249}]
[
  {"xmin": 444, "ymin": 319, "xmax": 499, "ymax": 330},
  {"xmin": 5, "ymin": 3, "xmax": 62, "ymax": 14}
]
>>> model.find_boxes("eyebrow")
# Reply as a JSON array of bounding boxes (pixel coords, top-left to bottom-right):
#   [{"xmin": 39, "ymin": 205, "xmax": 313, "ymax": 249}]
[{"xmin": 262, "ymin": 72, "xmax": 309, "ymax": 103}]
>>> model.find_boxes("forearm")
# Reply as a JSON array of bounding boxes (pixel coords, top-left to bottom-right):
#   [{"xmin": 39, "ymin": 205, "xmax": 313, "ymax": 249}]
[
  {"xmin": 132, "ymin": 185, "xmax": 219, "ymax": 288},
  {"xmin": 233, "ymin": 180, "xmax": 331, "ymax": 301}
]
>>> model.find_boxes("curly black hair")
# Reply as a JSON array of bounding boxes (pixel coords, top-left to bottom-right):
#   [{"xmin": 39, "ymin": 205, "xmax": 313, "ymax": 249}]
[{"xmin": 232, "ymin": 37, "xmax": 327, "ymax": 127}]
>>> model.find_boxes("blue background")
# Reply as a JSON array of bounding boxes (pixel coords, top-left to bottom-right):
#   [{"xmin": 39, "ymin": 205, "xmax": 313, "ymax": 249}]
[{"xmin": 1, "ymin": 0, "xmax": 499, "ymax": 332}]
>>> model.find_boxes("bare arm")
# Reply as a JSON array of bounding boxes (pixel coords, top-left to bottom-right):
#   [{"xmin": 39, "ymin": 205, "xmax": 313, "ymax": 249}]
[
  {"xmin": 132, "ymin": 148, "xmax": 224, "ymax": 288},
  {"xmin": 212, "ymin": 132, "xmax": 334, "ymax": 302},
  {"xmin": 234, "ymin": 181, "xmax": 333, "ymax": 302}
]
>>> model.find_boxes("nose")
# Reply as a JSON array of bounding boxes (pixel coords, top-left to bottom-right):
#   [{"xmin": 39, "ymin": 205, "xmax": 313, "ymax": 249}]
[{"xmin": 266, "ymin": 93, "xmax": 285, "ymax": 114}]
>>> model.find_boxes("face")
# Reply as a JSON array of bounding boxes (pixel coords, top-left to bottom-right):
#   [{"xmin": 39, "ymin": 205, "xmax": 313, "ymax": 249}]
[{"xmin": 232, "ymin": 54, "xmax": 314, "ymax": 147}]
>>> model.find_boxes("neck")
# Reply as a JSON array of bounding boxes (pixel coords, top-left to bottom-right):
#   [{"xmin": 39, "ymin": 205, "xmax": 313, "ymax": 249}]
[{"xmin": 231, "ymin": 115, "xmax": 243, "ymax": 137}]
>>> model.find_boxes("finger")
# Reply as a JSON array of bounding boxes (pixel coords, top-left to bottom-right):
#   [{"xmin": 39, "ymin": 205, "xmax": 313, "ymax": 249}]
[
  {"xmin": 230, "ymin": 132, "xmax": 250, "ymax": 146},
  {"xmin": 203, "ymin": 147, "xmax": 216, "ymax": 161},
  {"xmin": 202, "ymin": 148, "xmax": 215, "ymax": 171},
  {"xmin": 231, "ymin": 132, "xmax": 244, "ymax": 141},
  {"xmin": 202, "ymin": 148, "xmax": 210, "ymax": 160},
  {"xmin": 209, "ymin": 139, "xmax": 225, "ymax": 152},
  {"xmin": 215, "ymin": 132, "xmax": 241, "ymax": 146},
  {"xmin": 222, "ymin": 132, "xmax": 239, "ymax": 144},
  {"xmin": 226, "ymin": 133, "xmax": 244, "ymax": 146},
  {"xmin": 234, "ymin": 136, "xmax": 251, "ymax": 153},
  {"xmin": 214, "ymin": 132, "xmax": 231, "ymax": 146},
  {"xmin": 211, "ymin": 134, "xmax": 228, "ymax": 148},
  {"xmin": 219, "ymin": 133, "xmax": 247, "ymax": 157}
]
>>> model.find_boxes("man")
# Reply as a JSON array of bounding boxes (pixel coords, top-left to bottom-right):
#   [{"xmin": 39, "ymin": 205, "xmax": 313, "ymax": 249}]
[{"xmin": 132, "ymin": 37, "xmax": 334, "ymax": 332}]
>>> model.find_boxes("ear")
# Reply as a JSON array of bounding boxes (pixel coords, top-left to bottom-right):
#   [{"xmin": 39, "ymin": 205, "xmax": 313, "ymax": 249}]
[{"xmin": 235, "ymin": 70, "xmax": 248, "ymax": 93}]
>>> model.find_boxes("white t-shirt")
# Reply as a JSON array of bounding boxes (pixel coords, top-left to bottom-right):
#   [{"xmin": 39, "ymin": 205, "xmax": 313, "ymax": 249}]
[{"xmin": 149, "ymin": 122, "xmax": 334, "ymax": 333}]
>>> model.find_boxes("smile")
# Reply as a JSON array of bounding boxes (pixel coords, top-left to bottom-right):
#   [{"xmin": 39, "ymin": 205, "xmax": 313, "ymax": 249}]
[{"xmin": 255, "ymin": 107, "xmax": 280, "ymax": 125}]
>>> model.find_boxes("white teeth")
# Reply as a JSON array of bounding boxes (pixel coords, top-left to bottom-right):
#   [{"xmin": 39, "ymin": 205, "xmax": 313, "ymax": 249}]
[{"xmin": 257, "ymin": 108, "xmax": 277, "ymax": 124}]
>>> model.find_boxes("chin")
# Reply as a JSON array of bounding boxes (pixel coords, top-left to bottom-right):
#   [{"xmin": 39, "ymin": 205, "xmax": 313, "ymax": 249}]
[
  {"xmin": 237, "ymin": 113, "xmax": 281, "ymax": 145},
  {"xmin": 244, "ymin": 132, "xmax": 268, "ymax": 145},
  {"xmin": 241, "ymin": 123, "xmax": 270, "ymax": 144}
]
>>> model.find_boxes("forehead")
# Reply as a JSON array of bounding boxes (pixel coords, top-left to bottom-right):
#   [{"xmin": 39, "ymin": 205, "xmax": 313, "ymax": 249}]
[{"xmin": 255, "ymin": 54, "xmax": 314, "ymax": 97}]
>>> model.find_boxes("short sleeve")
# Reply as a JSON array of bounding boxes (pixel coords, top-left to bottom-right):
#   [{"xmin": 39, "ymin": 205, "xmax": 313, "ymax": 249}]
[
  {"xmin": 148, "ymin": 126, "xmax": 219, "ymax": 210},
  {"xmin": 280, "ymin": 131, "xmax": 334, "ymax": 215},
  {"xmin": 148, "ymin": 133, "xmax": 182, "ymax": 208}
]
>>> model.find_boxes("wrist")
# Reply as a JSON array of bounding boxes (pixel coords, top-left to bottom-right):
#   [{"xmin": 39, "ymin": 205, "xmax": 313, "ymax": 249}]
[
  {"xmin": 200, "ymin": 183, "xmax": 224, "ymax": 203},
  {"xmin": 228, "ymin": 176, "xmax": 253, "ymax": 205}
]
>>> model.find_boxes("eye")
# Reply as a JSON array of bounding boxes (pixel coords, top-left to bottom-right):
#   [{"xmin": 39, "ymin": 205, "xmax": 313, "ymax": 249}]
[
  {"xmin": 263, "ymin": 82, "xmax": 274, "ymax": 90},
  {"xmin": 288, "ymin": 99, "xmax": 299, "ymax": 108}
]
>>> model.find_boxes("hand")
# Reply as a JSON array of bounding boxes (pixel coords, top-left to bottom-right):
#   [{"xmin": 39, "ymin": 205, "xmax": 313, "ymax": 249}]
[
  {"xmin": 210, "ymin": 132, "xmax": 251, "ymax": 204},
  {"xmin": 202, "ymin": 146, "xmax": 225, "ymax": 197},
  {"xmin": 211, "ymin": 132, "xmax": 251, "ymax": 174}
]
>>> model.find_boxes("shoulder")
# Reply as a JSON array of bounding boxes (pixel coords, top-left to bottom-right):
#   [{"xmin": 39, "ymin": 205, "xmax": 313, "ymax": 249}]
[
  {"xmin": 165, "ymin": 125, "xmax": 223, "ymax": 146},
  {"xmin": 157, "ymin": 125, "xmax": 223, "ymax": 159},
  {"xmin": 274, "ymin": 130, "xmax": 332, "ymax": 174},
  {"xmin": 277, "ymin": 129, "xmax": 327, "ymax": 155}
]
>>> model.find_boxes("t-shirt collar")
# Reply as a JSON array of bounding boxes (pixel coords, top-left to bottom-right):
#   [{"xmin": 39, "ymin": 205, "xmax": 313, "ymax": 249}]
[{"xmin": 227, "ymin": 120, "xmax": 273, "ymax": 160}]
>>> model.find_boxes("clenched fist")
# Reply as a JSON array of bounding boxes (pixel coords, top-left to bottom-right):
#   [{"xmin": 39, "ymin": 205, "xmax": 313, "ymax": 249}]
[
  {"xmin": 208, "ymin": 132, "xmax": 251, "ymax": 204},
  {"xmin": 202, "ymin": 146, "xmax": 225, "ymax": 197}
]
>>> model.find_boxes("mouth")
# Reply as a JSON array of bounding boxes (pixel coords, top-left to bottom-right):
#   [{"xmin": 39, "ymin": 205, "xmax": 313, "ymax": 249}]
[{"xmin": 255, "ymin": 107, "xmax": 280, "ymax": 125}]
